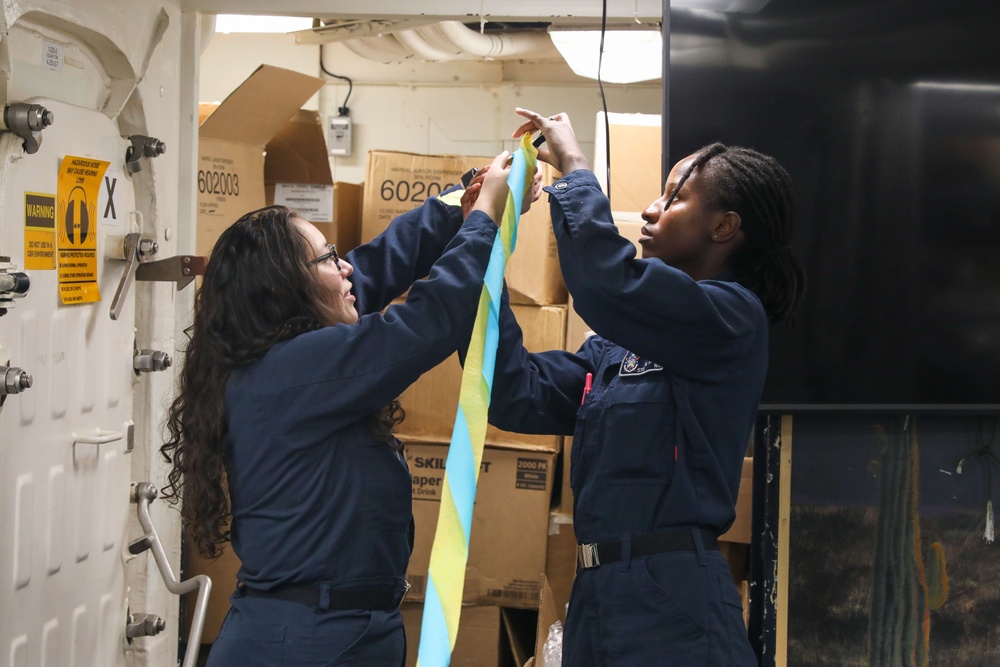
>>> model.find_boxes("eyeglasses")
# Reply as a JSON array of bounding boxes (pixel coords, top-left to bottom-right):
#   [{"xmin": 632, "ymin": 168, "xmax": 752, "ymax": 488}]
[{"xmin": 309, "ymin": 243, "xmax": 341, "ymax": 270}]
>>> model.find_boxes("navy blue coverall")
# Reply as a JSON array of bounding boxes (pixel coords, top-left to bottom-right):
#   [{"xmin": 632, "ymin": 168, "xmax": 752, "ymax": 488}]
[
  {"xmin": 487, "ymin": 171, "xmax": 763, "ymax": 665},
  {"xmin": 206, "ymin": 197, "xmax": 497, "ymax": 667}
]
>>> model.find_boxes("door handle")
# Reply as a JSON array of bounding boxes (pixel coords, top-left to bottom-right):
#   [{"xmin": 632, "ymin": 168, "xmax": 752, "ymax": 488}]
[
  {"xmin": 131, "ymin": 482, "xmax": 211, "ymax": 667},
  {"xmin": 107, "ymin": 232, "xmax": 158, "ymax": 321},
  {"xmin": 72, "ymin": 428, "xmax": 123, "ymax": 445}
]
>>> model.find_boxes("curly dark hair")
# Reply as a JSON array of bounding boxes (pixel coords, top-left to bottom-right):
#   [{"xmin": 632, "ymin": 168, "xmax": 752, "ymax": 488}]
[
  {"xmin": 667, "ymin": 143, "xmax": 806, "ymax": 324},
  {"xmin": 160, "ymin": 205, "xmax": 404, "ymax": 558}
]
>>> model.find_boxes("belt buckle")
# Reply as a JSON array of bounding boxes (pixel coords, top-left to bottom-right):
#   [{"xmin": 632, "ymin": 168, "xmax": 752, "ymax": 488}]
[{"xmin": 578, "ymin": 543, "xmax": 601, "ymax": 569}]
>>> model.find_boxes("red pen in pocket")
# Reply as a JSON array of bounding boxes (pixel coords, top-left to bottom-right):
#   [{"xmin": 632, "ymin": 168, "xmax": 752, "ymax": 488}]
[{"xmin": 581, "ymin": 372, "xmax": 593, "ymax": 405}]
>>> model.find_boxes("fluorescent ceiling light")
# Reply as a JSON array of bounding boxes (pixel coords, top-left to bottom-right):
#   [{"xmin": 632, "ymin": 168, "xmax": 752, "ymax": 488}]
[
  {"xmin": 674, "ymin": 0, "xmax": 771, "ymax": 11},
  {"xmin": 550, "ymin": 31, "xmax": 662, "ymax": 84},
  {"xmin": 215, "ymin": 15, "xmax": 313, "ymax": 34},
  {"xmin": 913, "ymin": 81, "xmax": 1000, "ymax": 94}
]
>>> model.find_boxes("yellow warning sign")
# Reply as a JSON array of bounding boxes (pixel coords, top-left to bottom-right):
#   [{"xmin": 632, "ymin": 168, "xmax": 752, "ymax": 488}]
[
  {"xmin": 24, "ymin": 191, "xmax": 57, "ymax": 270},
  {"xmin": 57, "ymin": 156, "xmax": 109, "ymax": 305}
]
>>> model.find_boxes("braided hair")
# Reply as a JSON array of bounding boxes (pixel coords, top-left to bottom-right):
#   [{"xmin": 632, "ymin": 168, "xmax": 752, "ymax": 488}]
[{"xmin": 667, "ymin": 143, "xmax": 805, "ymax": 324}]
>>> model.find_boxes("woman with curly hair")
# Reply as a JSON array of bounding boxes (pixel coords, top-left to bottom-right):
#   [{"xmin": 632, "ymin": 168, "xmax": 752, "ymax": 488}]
[{"xmin": 160, "ymin": 152, "xmax": 514, "ymax": 666}]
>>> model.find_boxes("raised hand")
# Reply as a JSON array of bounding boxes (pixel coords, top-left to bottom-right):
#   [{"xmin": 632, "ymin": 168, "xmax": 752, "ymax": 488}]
[
  {"xmin": 473, "ymin": 152, "xmax": 512, "ymax": 226},
  {"xmin": 513, "ymin": 108, "xmax": 590, "ymax": 175}
]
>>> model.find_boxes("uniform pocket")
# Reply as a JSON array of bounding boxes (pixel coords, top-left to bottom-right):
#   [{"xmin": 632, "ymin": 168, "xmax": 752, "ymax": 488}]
[
  {"xmin": 719, "ymin": 572, "xmax": 756, "ymax": 665},
  {"xmin": 210, "ymin": 618, "xmax": 287, "ymax": 666},
  {"xmin": 598, "ymin": 400, "xmax": 676, "ymax": 485},
  {"xmin": 320, "ymin": 611, "xmax": 375, "ymax": 666},
  {"xmin": 639, "ymin": 554, "xmax": 709, "ymax": 633},
  {"xmin": 602, "ymin": 554, "xmax": 709, "ymax": 664}
]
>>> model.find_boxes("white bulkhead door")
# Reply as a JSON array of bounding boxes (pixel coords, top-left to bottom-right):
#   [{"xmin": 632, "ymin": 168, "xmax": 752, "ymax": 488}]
[{"xmin": 0, "ymin": 5, "xmax": 189, "ymax": 666}]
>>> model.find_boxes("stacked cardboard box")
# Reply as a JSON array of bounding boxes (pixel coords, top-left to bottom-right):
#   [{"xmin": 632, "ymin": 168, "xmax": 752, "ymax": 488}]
[
  {"xmin": 362, "ymin": 151, "xmax": 567, "ymax": 306},
  {"xmin": 404, "ymin": 440, "xmax": 557, "ymax": 608}
]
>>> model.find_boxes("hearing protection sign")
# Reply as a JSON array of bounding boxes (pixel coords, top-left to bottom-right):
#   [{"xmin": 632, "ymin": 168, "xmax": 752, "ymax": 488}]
[
  {"xmin": 57, "ymin": 155, "xmax": 109, "ymax": 304},
  {"xmin": 24, "ymin": 192, "xmax": 57, "ymax": 270}
]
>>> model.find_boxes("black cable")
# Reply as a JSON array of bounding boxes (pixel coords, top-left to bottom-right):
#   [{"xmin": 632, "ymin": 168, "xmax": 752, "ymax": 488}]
[
  {"xmin": 598, "ymin": 0, "xmax": 612, "ymax": 208},
  {"xmin": 319, "ymin": 45, "xmax": 353, "ymax": 115}
]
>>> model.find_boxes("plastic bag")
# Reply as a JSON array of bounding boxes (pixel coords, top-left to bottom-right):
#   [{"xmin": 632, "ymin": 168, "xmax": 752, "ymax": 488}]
[{"xmin": 539, "ymin": 620, "xmax": 563, "ymax": 667}]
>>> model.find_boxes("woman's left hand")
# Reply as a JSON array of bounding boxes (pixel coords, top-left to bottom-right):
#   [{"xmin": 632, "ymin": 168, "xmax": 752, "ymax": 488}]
[
  {"xmin": 460, "ymin": 165, "xmax": 490, "ymax": 220},
  {"xmin": 474, "ymin": 152, "xmax": 513, "ymax": 225},
  {"xmin": 462, "ymin": 161, "xmax": 542, "ymax": 219}
]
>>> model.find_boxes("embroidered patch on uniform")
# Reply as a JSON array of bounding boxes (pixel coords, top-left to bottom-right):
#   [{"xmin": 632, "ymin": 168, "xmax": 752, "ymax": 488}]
[{"xmin": 619, "ymin": 351, "xmax": 663, "ymax": 376}]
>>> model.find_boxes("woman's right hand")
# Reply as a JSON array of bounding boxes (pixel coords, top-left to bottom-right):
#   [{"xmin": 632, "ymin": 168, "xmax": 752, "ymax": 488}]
[
  {"xmin": 512, "ymin": 108, "xmax": 590, "ymax": 175},
  {"xmin": 472, "ymin": 151, "xmax": 512, "ymax": 226}
]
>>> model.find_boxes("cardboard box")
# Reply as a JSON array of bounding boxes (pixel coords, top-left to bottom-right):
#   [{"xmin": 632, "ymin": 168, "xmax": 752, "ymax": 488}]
[
  {"xmin": 593, "ymin": 112, "xmax": 663, "ymax": 222},
  {"xmin": 362, "ymin": 151, "xmax": 566, "ymax": 306},
  {"xmin": 719, "ymin": 455, "xmax": 754, "ymax": 544},
  {"xmin": 181, "ymin": 538, "xmax": 239, "ymax": 644},
  {"xmin": 564, "ymin": 220, "xmax": 643, "ymax": 353},
  {"xmin": 544, "ymin": 513, "xmax": 577, "ymax": 625},
  {"xmin": 361, "ymin": 150, "xmax": 490, "ymax": 244},
  {"xmin": 563, "ymin": 303, "xmax": 592, "ymax": 355},
  {"xmin": 554, "ymin": 437, "xmax": 573, "ymax": 514},
  {"xmin": 398, "ymin": 303, "xmax": 567, "ymax": 451},
  {"xmin": 501, "ymin": 607, "xmax": 539, "ymax": 667},
  {"xmin": 402, "ymin": 603, "xmax": 503, "ymax": 667},
  {"xmin": 506, "ymin": 162, "xmax": 567, "ymax": 305},
  {"xmin": 264, "ymin": 108, "xmax": 333, "ymax": 222},
  {"xmin": 405, "ymin": 440, "xmax": 557, "ymax": 608},
  {"xmin": 402, "ymin": 602, "xmax": 534, "ymax": 667},
  {"xmin": 329, "ymin": 182, "xmax": 363, "ymax": 252},
  {"xmin": 196, "ymin": 65, "xmax": 326, "ymax": 258},
  {"xmin": 533, "ymin": 576, "xmax": 561, "ymax": 667}
]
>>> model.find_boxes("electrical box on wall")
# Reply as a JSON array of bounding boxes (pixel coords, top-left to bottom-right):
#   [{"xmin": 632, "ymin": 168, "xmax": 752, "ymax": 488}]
[{"xmin": 328, "ymin": 115, "xmax": 352, "ymax": 157}]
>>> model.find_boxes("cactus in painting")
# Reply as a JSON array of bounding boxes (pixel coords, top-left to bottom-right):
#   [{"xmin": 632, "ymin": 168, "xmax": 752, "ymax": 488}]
[{"xmin": 869, "ymin": 418, "xmax": 949, "ymax": 667}]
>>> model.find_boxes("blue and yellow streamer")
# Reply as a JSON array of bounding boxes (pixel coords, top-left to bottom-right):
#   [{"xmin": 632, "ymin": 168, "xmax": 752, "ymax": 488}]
[{"xmin": 416, "ymin": 134, "xmax": 538, "ymax": 666}]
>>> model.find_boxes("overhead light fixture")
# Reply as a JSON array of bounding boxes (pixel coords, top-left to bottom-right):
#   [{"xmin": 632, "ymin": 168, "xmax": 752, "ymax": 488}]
[
  {"xmin": 549, "ymin": 30, "xmax": 662, "ymax": 84},
  {"xmin": 215, "ymin": 15, "xmax": 314, "ymax": 34},
  {"xmin": 674, "ymin": 0, "xmax": 771, "ymax": 10}
]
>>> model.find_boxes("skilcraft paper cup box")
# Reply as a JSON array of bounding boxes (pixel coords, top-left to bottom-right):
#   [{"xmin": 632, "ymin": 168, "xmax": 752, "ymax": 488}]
[
  {"xmin": 361, "ymin": 150, "xmax": 567, "ymax": 305},
  {"xmin": 404, "ymin": 439, "xmax": 557, "ymax": 609}
]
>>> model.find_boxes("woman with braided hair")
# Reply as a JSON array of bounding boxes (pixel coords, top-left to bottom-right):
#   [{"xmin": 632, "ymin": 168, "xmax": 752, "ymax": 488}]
[{"xmin": 475, "ymin": 109, "xmax": 804, "ymax": 665}]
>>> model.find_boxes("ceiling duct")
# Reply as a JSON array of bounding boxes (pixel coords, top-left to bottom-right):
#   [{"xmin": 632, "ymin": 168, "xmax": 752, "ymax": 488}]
[
  {"xmin": 435, "ymin": 21, "xmax": 558, "ymax": 59},
  {"xmin": 341, "ymin": 35, "xmax": 414, "ymax": 63},
  {"xmin": 301, "ymin": 19, "xmax": 560, "ymax": 63}
]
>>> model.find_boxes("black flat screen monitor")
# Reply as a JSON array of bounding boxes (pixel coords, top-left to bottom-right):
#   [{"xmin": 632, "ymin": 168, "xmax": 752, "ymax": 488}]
[{"xmin": 667, "ymin": 0, "xmax": 1000, "ymax": 412}]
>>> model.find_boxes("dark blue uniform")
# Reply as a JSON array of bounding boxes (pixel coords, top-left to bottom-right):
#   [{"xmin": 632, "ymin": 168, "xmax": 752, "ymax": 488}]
[
  {"xmin": 487, "ymin": 171, "xmax": 762, "ymax": 665},
  {"xmin": 207, "ymin": 198, "xmax": 498, "ymax": 667}
]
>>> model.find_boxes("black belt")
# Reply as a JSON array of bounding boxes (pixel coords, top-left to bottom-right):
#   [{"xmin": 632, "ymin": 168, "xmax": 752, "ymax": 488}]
[
  {"xmin": 577, "ymin": 528, "xmax": 719, "ymax": 569},
  {"xmin": 238, "ymin": 581, "xmax": 410, "ymax": 611}
]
